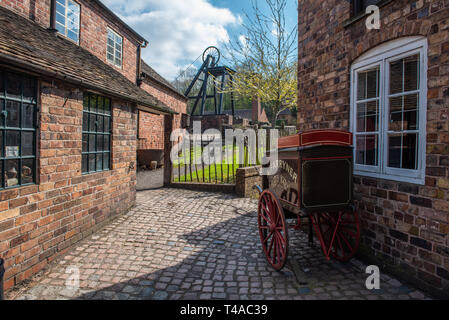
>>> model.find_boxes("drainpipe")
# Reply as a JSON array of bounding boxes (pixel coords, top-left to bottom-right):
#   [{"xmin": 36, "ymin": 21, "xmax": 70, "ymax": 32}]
[
  {"xmin": 49, "ymin": 0, "xmax": 57, "ymax": 32},
  {"xmin": 136, "ymin": 40, "xmax": 149, "ymax": 86}
]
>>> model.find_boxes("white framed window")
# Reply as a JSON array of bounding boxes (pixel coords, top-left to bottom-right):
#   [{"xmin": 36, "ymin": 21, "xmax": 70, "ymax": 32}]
[
  {"xmin": 55, "ymin": 0, "xmax": 80, "ymax": 44},
  {"xmin": 350, "ymin": 37, "xmax": 428, "ymax": 185},
  {"xmin": 107, "ymin": 28, "xmax": 123, "ymax": 68}
]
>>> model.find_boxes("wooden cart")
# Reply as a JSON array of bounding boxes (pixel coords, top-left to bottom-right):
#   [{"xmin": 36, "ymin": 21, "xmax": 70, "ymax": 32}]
[{"xmin": 255, "ymin": 130, "xmax": 360, "ymax": 271}]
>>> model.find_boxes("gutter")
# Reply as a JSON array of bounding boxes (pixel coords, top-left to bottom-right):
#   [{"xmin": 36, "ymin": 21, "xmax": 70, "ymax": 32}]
[{"xmin": 0, "ymin": 52, "xmax": 176, "ymax": 116}]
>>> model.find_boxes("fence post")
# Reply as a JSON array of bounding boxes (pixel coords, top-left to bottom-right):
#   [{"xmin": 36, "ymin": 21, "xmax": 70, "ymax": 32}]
[{"xmin": 163, "ymin": 114, "xmax": 174, "ymax": 187}]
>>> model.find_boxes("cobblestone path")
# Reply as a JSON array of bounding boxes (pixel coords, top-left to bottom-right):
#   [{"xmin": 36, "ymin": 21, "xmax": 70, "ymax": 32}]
[{"xmin": 7, "ymin": 189, "xmax": 430, "ymax": 300}]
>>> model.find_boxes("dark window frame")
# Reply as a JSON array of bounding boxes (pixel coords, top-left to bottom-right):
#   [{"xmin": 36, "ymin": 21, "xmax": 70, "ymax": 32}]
[
  {"xmin": 0, "ymin": 70, "xmax": 38, "ymax": 190},
  {"xmin": 352, "ymin": 0, "xmax": 382, "ymax": 16},
  {"xmin": 82, "ymin": 93, "xmax": 112, "ymax": 174}
]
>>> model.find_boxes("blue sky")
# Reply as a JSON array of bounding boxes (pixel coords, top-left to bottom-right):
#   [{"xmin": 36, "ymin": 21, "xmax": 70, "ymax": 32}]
[{"xmin": 102, "ymin": 0, "xmax": 297, "ymax": 81}]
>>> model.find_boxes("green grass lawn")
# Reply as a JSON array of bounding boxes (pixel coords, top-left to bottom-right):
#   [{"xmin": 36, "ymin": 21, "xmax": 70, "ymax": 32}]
[{"xmin": 173, "ymin": 144, "xmax": 265, "ymax": 184}]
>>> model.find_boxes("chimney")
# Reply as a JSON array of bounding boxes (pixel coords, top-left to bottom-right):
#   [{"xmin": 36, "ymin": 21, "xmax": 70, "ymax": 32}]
[{"xmin": 251, "ymin": 96, "xmax": 261, "ymax": 123}]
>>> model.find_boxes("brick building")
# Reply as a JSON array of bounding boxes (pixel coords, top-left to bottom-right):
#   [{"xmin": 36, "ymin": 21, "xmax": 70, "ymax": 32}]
[
  {"xmin": 137, "ymin": 61, "xmax": 187, "ymax": 167},
  {"xmin": 298, "ymin": 0, "xmax": 449, "ymax": 296},
  {"xmin": 0, "ymin": 0, "xmax": 177, "ymax": 291}
]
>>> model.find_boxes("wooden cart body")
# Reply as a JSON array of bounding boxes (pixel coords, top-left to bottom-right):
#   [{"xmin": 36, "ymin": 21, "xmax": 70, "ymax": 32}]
[{"xmin": 256, "ymin": 130, "xmax": 360, "ymax": 270}]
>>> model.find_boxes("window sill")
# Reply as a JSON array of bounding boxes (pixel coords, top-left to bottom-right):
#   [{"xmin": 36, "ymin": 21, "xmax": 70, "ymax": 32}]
[
  {"xmin": 106, "ymin": 60, "xmax": 123, "ymax": 71},
  {"xmin": 343, "ymin": 0, "xmax": 394, "ymax": 28},
  {"xmin": 0, "ymin": 182, "xmax": 36, "ymax": 192},
  {"xmin": 354, "ymin": 171, "xmax": 425, "ymax": 186}
]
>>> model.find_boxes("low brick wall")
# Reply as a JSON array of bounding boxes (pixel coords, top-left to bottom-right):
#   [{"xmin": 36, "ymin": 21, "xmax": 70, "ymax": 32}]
[
  {"xmin": 169, "ymin": 183, "xmax": 235, "ymax": 194},
  {"xmin": 236, "ymin": 166, "xmax": 262, "ymax": 200}
]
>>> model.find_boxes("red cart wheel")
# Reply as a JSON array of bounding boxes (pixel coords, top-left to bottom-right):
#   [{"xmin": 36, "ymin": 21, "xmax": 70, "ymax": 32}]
[
  {"xmin": 258, "ymin": 190, "xmax": 289, "ymax": 271},
  {"xmin": 315, "ymin": 210, "xmax": 360, "ymax": 262}
]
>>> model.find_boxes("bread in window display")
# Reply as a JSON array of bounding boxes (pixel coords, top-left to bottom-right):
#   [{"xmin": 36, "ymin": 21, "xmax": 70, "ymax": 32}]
[
  {"xmin": 6, "ymin": 166, "xmax": 18, "ymax": 187},
  {"xmin": 22, "ymin": 165, "xmax": 32, "ymax": 183}
]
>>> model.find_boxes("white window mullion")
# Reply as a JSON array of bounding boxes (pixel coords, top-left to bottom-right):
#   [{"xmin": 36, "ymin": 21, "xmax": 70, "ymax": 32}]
[{"xmin": 351, "ymin": 37, "xmax": 427, "ymax": 185}]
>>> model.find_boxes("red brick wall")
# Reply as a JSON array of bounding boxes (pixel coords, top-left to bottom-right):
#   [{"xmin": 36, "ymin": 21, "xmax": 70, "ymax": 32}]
[
  {"xmin": 0, "ymin": 0, "xmax": 51, "ymax": 27},
  {"xmin": 0, "ymin": 0, "xmax": 140, "ymax": 83},
  {"xmin": 0, "ymin": 79, "xmax": 137, "ymax": 291},
  {"xmin": 298, "ymin": 0, "xmax": 449, "ymax": 295},
  {"xmin": 138, "ymin": 80, "xmax": 187, "ymax": 150}
]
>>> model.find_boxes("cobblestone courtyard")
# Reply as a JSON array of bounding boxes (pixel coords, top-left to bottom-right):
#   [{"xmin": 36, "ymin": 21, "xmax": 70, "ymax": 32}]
[{"xmin": 7, "ymin": 189, "xmax": 430, "ymax": 300}]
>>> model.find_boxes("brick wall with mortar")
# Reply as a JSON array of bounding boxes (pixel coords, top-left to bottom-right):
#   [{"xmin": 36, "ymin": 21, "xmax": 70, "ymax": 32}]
[
  {"xmin": 0, "ymin": 0, "xmax": 141, "ymax": 83},
  {"xmin": 138, "ymin": 80, "xmax": 187, "ymax": 151},
  {"xmin": 0, "ymin": 79, "xmax": 137, "ymax": 291},
  {"xmin": 298, "ymin": 0, "xmax": 449, "ymax": 296},
  {"xmin": 236, "ymin": 166, "xmax": 263, "ymax": 200}
]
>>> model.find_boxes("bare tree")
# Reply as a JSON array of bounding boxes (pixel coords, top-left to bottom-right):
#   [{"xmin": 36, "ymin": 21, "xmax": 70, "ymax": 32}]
[{"xmin": 223, "ymin": 0, "xmax": 298, "ymax": 126}]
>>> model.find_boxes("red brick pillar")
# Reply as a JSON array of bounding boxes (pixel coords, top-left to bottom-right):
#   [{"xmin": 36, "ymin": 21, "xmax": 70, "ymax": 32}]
[{"xmin": 163, "ymin": 114, "xmax": 173, "ymax": 186}]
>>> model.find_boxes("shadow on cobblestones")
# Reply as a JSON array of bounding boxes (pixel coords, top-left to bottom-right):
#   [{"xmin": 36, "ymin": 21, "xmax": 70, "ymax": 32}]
[{"xmin": 11, "ymin": 189, "xmax": 430, "ymax": 300}]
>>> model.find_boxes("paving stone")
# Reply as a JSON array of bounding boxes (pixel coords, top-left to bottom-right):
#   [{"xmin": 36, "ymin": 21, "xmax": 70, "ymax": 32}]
[{"xmin": 8, "ymin": 189, "xmax": 432, "ymax": 301}]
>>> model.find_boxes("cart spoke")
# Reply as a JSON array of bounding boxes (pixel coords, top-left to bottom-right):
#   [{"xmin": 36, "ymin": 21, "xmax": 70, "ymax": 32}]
[
  {"xmin": 263, "ymin": 230, "xmax": 274, "ymax": 244},
  {"xmin": 336, "ymin": 229, "xmax": 353, "ymax": 252}
]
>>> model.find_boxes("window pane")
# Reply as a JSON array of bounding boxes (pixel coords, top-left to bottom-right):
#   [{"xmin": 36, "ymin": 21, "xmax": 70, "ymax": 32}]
[
  {"xmin": 356, "ymin": 135, "xmax": 378, "ymax": 166},
  {"xmin": 82, "ymin": 154, "xmax": 88, "ymax": 173},
  {"xmin": 22, "ymin": 103, "xmax": 35, "ymax": 128},
  {"xmin": 104, "ymin": 135, "xmax": 110, "ymax": 151},
  {"xmin": 0, "ymin": 72, "xmax": 4, "ymax": 95},
  {"xmin": 404, "ymin": 94, "xmax": 418, "ymax": 130},
  {"xmin": 82, "ymin": 134, "xmax": 88, "ymax": 152},
  {"xmin": 89, "ymin": 154, "xmax": 96, "ymax": 172},
  {"xmin": 56, "ymin": 1, "xmax": 65, "ymax": 15},
  {"xmin": 83, "ymin": 94, "xmax": 89, "ymax": 110},
  {"xmin": 97, "ymin": 115, "xmax": 104, "ymax": 133},
  {"xmin": 56, "ymin": 22, "xmax": 65, "ymax": 35},
  {"xmin": 5, "ymin": 131, "xmax": 20, "ymax": 157},
  {"xmin": 104, "ymin": 98, "xmax": 111, "ymax": 114},
  {"xmin": 388, "ymin": 134, "xmax": 418, "ymax": 170},
  {"xmin": 104, "ymin": 117, "xmax": 110, "ymax": 133},
  {"xmin": 56, "ymin": 12, "xmax": 66, "ymax": 26},
  {"xmin": 390, "ymin": 59, "xmax": 403, "ymax": 94},
  {"xmin": 68, "ymin": 30, "xmax": 78, "ymax": 43},
  {"xmin": 22, "ymin": 131, "xmax": 34, "ymax": 156},
  {"xmin": 389, "ymin": 96, "xmax": 403, "ymax": 131},
  {"xmin": 403, "ymin": 134, "xmax": 418, "ymax": 170},
  {"xmin": 96, "ymin": 153, "xmax": 103, "ymax": 171},
  {"xmin": 6, "ymin": 101, "xmax": 20, "ymax": 128},
  {"xmin": 357, "ymin": 101, "xmax": 378, "ymax": 133},
  {"xmin": 96, "ymin": 134, "xmax": 103, "ymax": 151},
  {"xmin": 89, "ymin": 113, "xmax": 96, "ymax": 132},
  {"xmin": 5, "ymin": 159, "xmax": 19, "ymax": 187},
  {"xmin": 0, "ymin": 100, "xmax": 4, "ymax": 127},
  {"xmin": 389, "ymin": 93, "xmax": 419, "ymax": 131},
  {"xmin": 6, "ymin": 72, "xmax": 21, "ymax": 99},
  {"xmin": 23, "ymin": 77, "xmax": 36, "ymax": 102},
  {"xmin": 83, "ymin": 112, "xmax": 88, "ymax": 131},
  {"xmin": 90, "ymin": 95, "xmax": 97, "ymax": 113},
  {"xmin": 22, "ymin": 159, "xmax": 34, "ymax": 184},
  {"xmin": 89, "ymin": 134, "xmax": 95, "ymax": 152},
  {"xmin": 357, "ymin": 67, "xmax": 379, "ymax": 100},
  {"xmin": 115, "ymin": 58, "xmax": 122, "ymax": 67},
  {"xmin": 0, "ymin": 131, "xmax": 3, "ymax": 157},
  {"xmin": 97, "ymin": 96, "xmax": 104, "ymax": 114},
  {"xmin": 404, "ymin": 55, "xmax": 419, "ymax": 92},
  {"xmin": 104, "ymin": 153, "xmax": 110, "ymax": 169}
]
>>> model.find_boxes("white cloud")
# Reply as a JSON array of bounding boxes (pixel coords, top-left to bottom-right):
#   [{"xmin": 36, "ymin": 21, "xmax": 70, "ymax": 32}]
[{"xmin": 102, "ymin": 0, "xmax": 238, "ymax": 81}]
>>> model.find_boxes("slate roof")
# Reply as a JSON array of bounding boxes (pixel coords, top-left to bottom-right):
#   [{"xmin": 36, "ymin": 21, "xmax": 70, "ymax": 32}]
[
  {"xmin": 0, "ymin": 6, "xmax": 175, "ymax": 115},
  {"xmin": 141, "ymin": 61, "xmax": 187, "ymax": 100}
]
